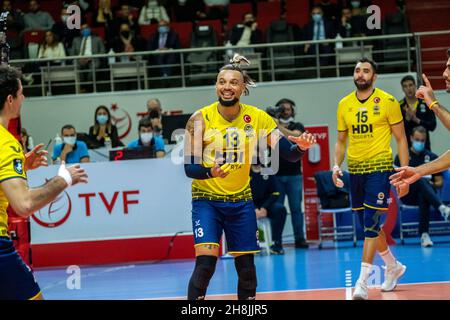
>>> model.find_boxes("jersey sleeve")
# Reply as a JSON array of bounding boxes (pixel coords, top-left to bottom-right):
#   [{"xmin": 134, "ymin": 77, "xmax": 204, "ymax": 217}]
[
  {"xmin": 154, "ymin": 137, "xmax": 165, "ymax": 151},
  {"xmin": 387, "ymin": 96, "xmax": 403, "ymax": 125},
  {"xmin": 258, "ymin": 110, "xmax": 277, "ymax": 136},
  {"xmin": 337, "ymin": 101, "xmax": 348, "ymax": 131},
  {"xmin": 0, "ymin": 142, "xmax": 27, "ymax": 183}
]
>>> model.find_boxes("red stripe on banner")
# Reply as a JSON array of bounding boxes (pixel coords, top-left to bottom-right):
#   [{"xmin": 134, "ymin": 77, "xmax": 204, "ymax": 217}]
[{"xmin": 31, "ymin": 235, "xmax": 196, "ymax": 268}]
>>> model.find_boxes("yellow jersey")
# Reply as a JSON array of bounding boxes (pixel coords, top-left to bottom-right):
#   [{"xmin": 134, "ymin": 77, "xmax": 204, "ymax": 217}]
[
  {"xmin": 0, "ymin": 124, "xmax": 27, "ymax": 238},
  {"xmin": 192, "ymin": 102, "xmax": 277, "ymax": 201},
  {"xmin": 337, "ymin": 88, "xmax": 403, "ymax": 174}
]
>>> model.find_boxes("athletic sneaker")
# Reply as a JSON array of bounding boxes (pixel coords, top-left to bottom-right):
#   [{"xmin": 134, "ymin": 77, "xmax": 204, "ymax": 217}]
[
  {"xmin": 352, "ymin": 280, "xmax": 368, "ymax": 300},
  {"xmin": 441, "ymin": 205, "xmax": 450, "ymax": 221},
  {"xmin": 381, "ymin": 261, "xmax": 406, "ymax": 292},
  {"xmin": 421, "ymin": 233, "xmax": 433, "ymax": 247},
  {"xmin": 270, "ymin": 245, "xmax": 285, "ymax": 255}
]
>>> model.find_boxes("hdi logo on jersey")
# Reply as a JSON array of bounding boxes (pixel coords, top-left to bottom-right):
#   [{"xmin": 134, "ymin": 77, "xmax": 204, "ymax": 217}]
[{"xmin": 13, "ymin": 159, "xmax": 23, "ymax": 174}]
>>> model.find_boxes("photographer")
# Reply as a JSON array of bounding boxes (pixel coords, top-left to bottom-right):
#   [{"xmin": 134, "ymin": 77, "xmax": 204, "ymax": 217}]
[
  {"xmin": 267, "ymin": 98, "xmax": 309, "ymax": 249},
  {"xmin": 146, "ymin": 98, "xmax": 165, "ymax": 136}
]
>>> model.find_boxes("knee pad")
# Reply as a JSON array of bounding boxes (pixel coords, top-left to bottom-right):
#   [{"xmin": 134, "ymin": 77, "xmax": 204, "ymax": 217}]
[
  {"xmin": 191, "ymin": 255, "xmax": 217, "ymax": 289},
  {"xmin": 234, "ymin": 254, "xmax": 257, "ymax": 299},
  {"xmin": 364, "ymin": 207, "xmax": 381, "ymax": 238}
]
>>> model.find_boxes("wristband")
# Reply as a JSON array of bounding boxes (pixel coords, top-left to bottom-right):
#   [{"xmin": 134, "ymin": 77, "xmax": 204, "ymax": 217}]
[
  {"xmin": 58, "ymin": 162, "xmax": 72, "ymax": 187},
  {"xmin": 428, "ymin": 101, "xmax": 439, "ymax": 110}
]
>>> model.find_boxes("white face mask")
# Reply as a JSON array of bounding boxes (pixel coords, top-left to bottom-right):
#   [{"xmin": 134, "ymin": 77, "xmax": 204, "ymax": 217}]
[
  {"xmin": 279, "ymin": 117, "xmax": 294, "ymax": 124},
  {"xmin": 140, "ymin": 132, "xmax": 153, "ymax": 144},
  {"xmin": 63, "ymin": 136, "xmax": 76, "ymax": 145}
]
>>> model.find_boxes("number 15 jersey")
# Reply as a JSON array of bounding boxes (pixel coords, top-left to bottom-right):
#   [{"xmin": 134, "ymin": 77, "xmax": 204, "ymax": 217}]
[{"xmin": 337, "ymin": 88, "xmax": 403, "ymax": 174}]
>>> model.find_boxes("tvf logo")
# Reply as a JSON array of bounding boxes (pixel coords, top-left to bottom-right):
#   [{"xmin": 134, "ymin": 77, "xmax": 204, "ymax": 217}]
[{"xmin": 65, "ymin": 5, "xmax": 81, "ymax": 30}]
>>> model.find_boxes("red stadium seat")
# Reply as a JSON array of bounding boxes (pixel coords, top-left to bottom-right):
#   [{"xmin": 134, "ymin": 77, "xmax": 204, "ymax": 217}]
[
  {"xmin": 285, "ymin": 0, "xmax": 310, "ymax": 28},
  {"xmin": 22, "ymin": 30, "xmax": 46, "ymax": 45},
  {"xmin": 91, "ymin": 27, "xmax": 105, "ymax": 40},
  {"xmin": 40, "ymin": 1, "xmax": 63, "ymax": 22},
  {"xmin": 227, "ymin": 3, "xmax": 253, "ymax": 31},
  {"xmin": 256, "ymin": 1, "xmax": 281, "ymax": 20},
  {"xmin": 170, "ymin": 22, "xmax": 193, "ymax": 48},
  {"xmin": 140, "ymin": 24, "xmax": 159, "ymax": 40}
]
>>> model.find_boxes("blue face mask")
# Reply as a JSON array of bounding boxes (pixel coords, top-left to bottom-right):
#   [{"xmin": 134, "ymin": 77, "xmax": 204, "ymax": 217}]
[
  {"xmin": 412, "ymin": 140, "xmax": 425, "ymax": 153},
  {"xmin": 312, "ymin": 13, "xmax": 323, "ymax": 23},
  {"xmin": 351, "ymin": 1, "xmax": 360, "ymax": 8},
  {"xmin": 158, "ymin": 26, "xmax": 169, "ymax": 34},
  {"xmin": 81, "ymin": 28, "xmax": 91, "ymax": 38},
  {"xmin": 97, "ymin": 115, "xmax": 108, "ymax": 125}
]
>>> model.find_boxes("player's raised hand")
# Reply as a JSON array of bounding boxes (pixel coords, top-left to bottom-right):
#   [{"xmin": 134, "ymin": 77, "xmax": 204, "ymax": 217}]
[
  {"xmin": 24, "ymin": 143, "xmax": 48, "ymax": 171},
  {"xmin": 332, "ymin": 165, "xmax": 344, "ymax": 188},
  {"xmin": 416, "ymin": 73, "xmax": 437, "ymax": 106},
  {"xmin": 389, "ymin": 166, "xmax": 421, "ymax": 188},
  {"xmin": 288, "ymin": 132, "xmax": 316, "ymax": 151}
]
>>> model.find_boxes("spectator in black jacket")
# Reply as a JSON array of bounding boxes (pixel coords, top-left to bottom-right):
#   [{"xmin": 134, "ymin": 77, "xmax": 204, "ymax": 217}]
[
  {"xmin": 250, "ymin": 163, "xmax": 287, "ymax": 254},
  {"xmin": 147, "ymin": 19, "xmax": 181, "ymax": 77},
  {"xmin": 229, "ymin": 12, "xmax": 263, "ymax": 47},
  {"xmin": 303, "ymin": 6, "xmax": 336, "ymax": 66},
  {"xmin": 88, "ymin": 105, "xmax": 124, "ymax": 148},
  {"xmin": 399, "ymin": 75, "xmax": 437, "ymax": 150}
]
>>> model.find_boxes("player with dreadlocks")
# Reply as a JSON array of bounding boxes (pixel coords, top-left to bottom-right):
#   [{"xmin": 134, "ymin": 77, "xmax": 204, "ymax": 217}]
[{"xmin": 183, "ymin": 54, "xmax": 316, "ymax": 300}]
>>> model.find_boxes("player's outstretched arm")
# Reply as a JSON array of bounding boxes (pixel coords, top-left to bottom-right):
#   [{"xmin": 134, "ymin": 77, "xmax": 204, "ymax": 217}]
[
  {"xmin": 0, "ymin": 162, "xmax": 88, "ymax": 218},
  {"xmin": 416, "ymin": 73, "xmax": 450, "ymax": 131},
  {"xmin": 267, "ymin": 129, "xmax": 316, "ymax": 163}
]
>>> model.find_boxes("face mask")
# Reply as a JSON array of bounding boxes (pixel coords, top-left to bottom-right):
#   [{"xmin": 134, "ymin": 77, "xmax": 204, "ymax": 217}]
[
  {"xmin": 97, "ymin": 115, "xmax": 108, "ymax": 125},
  {"xmin": 61, "ymin": 15, "xmax": 68, "ymax": 23},
  {"xmin": 158, "ymin": 26, "xmax": 169, "ymax": 34},
  {"xmin": 244, "ymin": 20, "xmax": 254, "ymax": 27},
  {"xmin": 412, "ymin": 140, "xmax": 425, "ymax": 153},
  {"xmin": 121, "ymin": 31, "xmax": 130, "ymax": 38},
  {"xmin": 218, "ymin": 97, "xmax": 239, "ymax": 107},
  {"xmin": 351, "ymin": 1, "xmax": 360, "ymax": 8},
  {"xmin": 140, "ymin": 132, "xmax": 153, "ymax": 144},
  {"xmin": 81, "ymin": 28, "xmax": 91, "ymax": 38},
  {"xmin": 279, "ymin": 117, "xmax": 294, "ymax": 124},
  {"xmin": 312, "ymin": 13, "xmax": 323, "ymax": 23},
  {"xmin": 63, "ymin": 136, "xmax": 76, "ymax": 146}
]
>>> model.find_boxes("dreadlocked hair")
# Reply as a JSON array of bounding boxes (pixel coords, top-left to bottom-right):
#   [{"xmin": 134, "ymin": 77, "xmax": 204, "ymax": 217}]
[{"xmin": 219, "ymin": 53, "xmax": 256, "ymax": 96}]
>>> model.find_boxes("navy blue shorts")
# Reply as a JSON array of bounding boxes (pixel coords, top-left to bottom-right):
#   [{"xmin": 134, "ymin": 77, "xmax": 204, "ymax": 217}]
[
  {"xmin": 0, "ymin": 238, "xmax": 41, "ymax": 300},
  {"xmin": 350, "ymin": 171, "xmax": 392, "ymax": 211},
  {"xmin": 191, "ymin": 200, "xmax": 260, "ymax": 254}
]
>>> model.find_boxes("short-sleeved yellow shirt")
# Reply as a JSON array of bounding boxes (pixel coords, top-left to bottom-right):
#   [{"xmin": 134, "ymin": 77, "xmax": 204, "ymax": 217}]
[
  {"xmin": 337, "ymin": 88, "xmax": 403, "ymax": 174},
  {"xmin": 0, "ymin": 124, "xmax": 27, "ymax": 237}
]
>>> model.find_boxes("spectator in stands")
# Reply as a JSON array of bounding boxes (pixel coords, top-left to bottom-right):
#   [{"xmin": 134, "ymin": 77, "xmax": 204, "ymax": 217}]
[
  {"xmin": 52, "ymin": 7, "xmax": 80, "ymax": 50},
  {"xmin": 147, "ymin": 19, "xmax": 181, "ymax": 77},
  {"xmin": 318, "ymin": 0, "xmax": 340, "ymax": 22},
  {"xmin": 172, "ymin": 0, "xmax": 207, "ymax": 22},
  {"xmin": 271, "ymin": 98, "xmax": 309, "ymax": 249},
  {"xmin": 95, "ymin": 0, "xmax": 113, "ymax": 27},
  {"xmin": 52, "ymin": 124, "xmax": 90, "ymax": 164},
  {"xmin": 37, "ymin": 30, "xmax": 67, "ymax": 63},
  {"xmin": 146, "ymin": 98, "xmax": 165, "ymax": 136},
  {"xmin": 70, "ymin": 22, "xmax": 106, "ymax": 92},
  {"xmin": 2, "ymin": 0, "xmax": 25, "ymax": 60},
  {"xmin": 394, "ymin": 126, "xmax": 450, "ymax": 248},
  {"xmin": 399, "ymin": 75, "xmax": 436, "ymax": 151},
  {"xmin": 63, "ymin": 0, "xmax": 91, "ymax": 15},
  {"xmin": 204, "ymin": 0, "xmax": 228, "ymax": 20},
  {"xmin": 303, "ymin": 6, "xmax": 336, "ymax": 66},
  {"xmin": 88, "ymin": 105, "xmax": 124, "ymax": 148},
  {"xmin": 23, "ymin": 0, "xmax": 55, "ymax": 31},
  {"xmin": 127, "ymin": 118, "xmax": 166, "ymax": 157},
  {"xmin": 112, "ymin": 23, "xmax": 146, "ymax": 60},
  {"xmin": 138, "ymin": 0, "xmax": 170, "ymax": 25},
  {"xmin": 250, "ymin": 162, "xmax": 287, "ymax": 254},
  {"xmin": 112, "ymin": 4, "xmax": 140, "ymax": 37},
  {"xmin": 21, "ymin": 128, "xmax": 33, "ymax": 153},
  {"xmin": 229, "ymin": 12, "xmax": 263, "ymax": 50},
  {"xmin": 339, "ymin": 7, "xmax": 354, "ymax": 39}
]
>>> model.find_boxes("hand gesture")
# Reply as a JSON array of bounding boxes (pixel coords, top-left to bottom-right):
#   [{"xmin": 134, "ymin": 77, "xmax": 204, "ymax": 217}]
[
  {"xmin": 416, "ymin": 73, "xmax": 437, "ymax": 106},
  {"xmin": 288, "ymin": 132, "xmax": 316, "ymax": 151},
  {"xmin": 389, "ymin": 166, "xmax": 419, "ymax": 197},
  {"xmin": 24, "ymin": 143, "xmax": 48, "ymax": 171},
  {"xmin": 66, "ymin": 163, "xmax": 89, "ymax": 186},
  {"xmin": 210, "ymin": 161, "xmax": 232, "ymax": 178},
  {"xmin": 332, "ymin": 165, "xmax": 344, "ymax": 188},
  {"xmin": 62, "ymin": 143, "xmax": 74, "ymax": 155}
]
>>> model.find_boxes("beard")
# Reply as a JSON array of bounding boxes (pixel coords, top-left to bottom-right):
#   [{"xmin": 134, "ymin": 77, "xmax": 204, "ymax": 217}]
[
  {"xmin": 218, "ymin": 97, "xmax": 239, "ymax": 107},
  {"xmin": 354, "ymin": 77, "xmax": 373, "ymax": 91}
]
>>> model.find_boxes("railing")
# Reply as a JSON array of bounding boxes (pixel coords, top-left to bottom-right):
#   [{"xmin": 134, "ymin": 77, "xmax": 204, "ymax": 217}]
[{"xmin": 11, "ymin": 30, "xmax": 450, "ymax": 97}]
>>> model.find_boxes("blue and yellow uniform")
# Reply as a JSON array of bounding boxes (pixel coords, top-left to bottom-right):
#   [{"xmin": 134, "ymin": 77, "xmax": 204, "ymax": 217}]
[
  {"xmin": 337, "ymin": 88, "xmax": 403, "ymax": 212},
  {"xmin": 0, "ymin": 124, "xmax": 41, "ymax": 300},
  {"xmin": 191, "ymin": 102, "xmax": 277, "ymax": 254}
]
